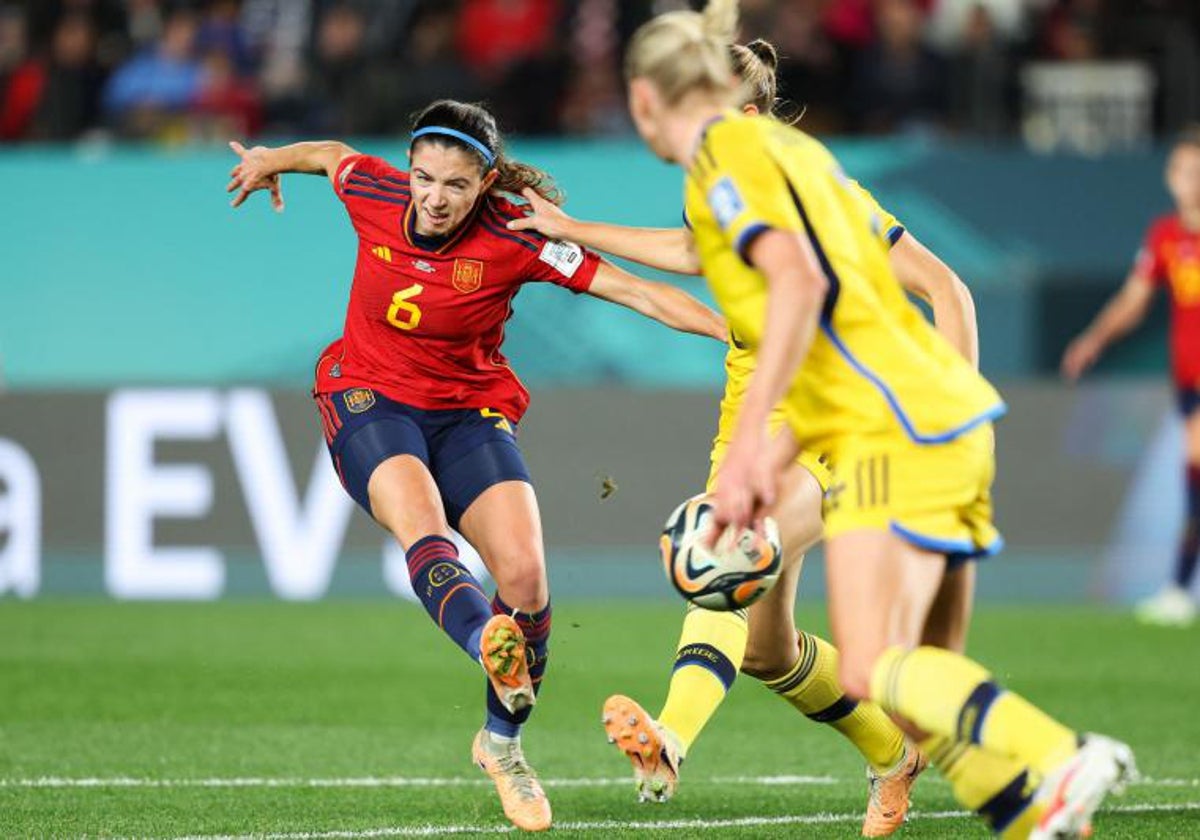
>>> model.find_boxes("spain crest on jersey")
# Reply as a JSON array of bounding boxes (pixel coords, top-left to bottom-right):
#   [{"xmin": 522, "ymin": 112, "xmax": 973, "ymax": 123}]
[
  {"xmin": 452, "ymin": 259, "xmax": 484, "ymax": 294},
  {"xmin": 343, "ymin": 388, "xmax": 376, "ymax": 413}
]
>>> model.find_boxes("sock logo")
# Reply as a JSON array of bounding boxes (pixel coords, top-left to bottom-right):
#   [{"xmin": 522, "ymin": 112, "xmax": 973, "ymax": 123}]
[{"xmin": 428, "ymin": 562, "xmax": 462, "ymax": 587}]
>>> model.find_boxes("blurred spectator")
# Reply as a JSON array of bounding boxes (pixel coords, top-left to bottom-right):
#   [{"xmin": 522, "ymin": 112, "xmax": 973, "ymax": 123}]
[
  {"xmin": 1039, "ymin": 0, "xmax": 1106, "ymax": 61},
  {"xmin": 347, "ymin": 0, "xmax": 420, "ymax": 58},
  {"xmin": 559, "ymin": 0, "xmax": 626, "ymax": 135},
  {"xmin": 125, "ymin": 0, "xmax": 163, "ymax": 52},
  {"xmin": 103, "ymin": 8, "xmax": 203, "ymax": 138},
  {"xmin": 0, "ymin": 0, "xmax": 1196, "ymax": 144},
  {"xmin": 769, "ymin": 0, "xmax": 846, "ymax": 134},
  {"xmin": 851, "ymin": 0, "xmax": 949, "ymax": 133},
  {"xmin": 192, "ymin": 48, "xmax": 261, "ymax": 140},
  {"xmin": 240, "ymin": 0, "xmax": 312, "ymax": 131},
  {"xmin": 0, "ymin": 3, "xmax": 36, "ymax": 139},
  {"xmin": 386, "ymin": 3, "xmax": 481, "ymax": 131},
  {"xmin": 305, "ymin": 2, "xmax": 373, "ymax": 135},
  {"xmin": 456, "ymin": 0, "xmax": 560, "ymax": 82},
  {"xmin": 928, "ymin": 0, "xmax": 1029, "ymax": 50},
  {"xmin": 196, "ymin": 0, "xmax": 253, "ymax": 77},
  {"xmin": 825, "ymin": 0, "xmax": 876, "ymax": 50},
  {"xmin": 0, "ymin": 4, "xmax": 26, "ymax": 77},
  {"xmin": 457, "ymin": 0, "xmax": 567, "ymax": 135},
  {"xmin": 31, "ymin": 13, "xmax": 105, "ymax": 140},
  {"xmin": 949, "ymin": 4, "xmax": 1014, "ymax": 138}
]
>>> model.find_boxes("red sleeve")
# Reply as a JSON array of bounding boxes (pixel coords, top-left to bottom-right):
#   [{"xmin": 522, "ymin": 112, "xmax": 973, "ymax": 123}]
[
  {"xmin": 1133, "ymin": 221, "xmax": 1167, "ymax": 285},
  {"xmin": 332, "ymin": 154, "xmax": 410, "ymax": 235},
  {"xmin": 525, "ymin": 237, "xmax": 602, "ymax": 294}
]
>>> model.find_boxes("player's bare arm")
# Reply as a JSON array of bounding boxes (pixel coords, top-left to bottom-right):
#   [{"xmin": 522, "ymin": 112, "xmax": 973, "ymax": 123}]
[
  {"xmin": 1061, "ymin": 272, "xmax": 1156, "ymax": 381},
  {"xmin": 711, "ymin": 229, "xmax": 827, "ymax": 537},
  {"xmin": 586, "ymin": 260, "xmax": 725, "ymax": 340},
  {"xmin": 226, "ymin": 140, "xmax": 359, "ymax": 210},
  {"xmin": 889, "ymin": 233, "xmax": 980, "ymax": 368},
  {"xmin": 509, "ymin": 188, "xmax": 701, "ymax": 276}
]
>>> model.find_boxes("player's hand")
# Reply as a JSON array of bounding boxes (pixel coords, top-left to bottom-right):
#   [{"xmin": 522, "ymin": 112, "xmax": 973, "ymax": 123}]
[
  {"xmin": 507, "ymin": 187, "xmax": 574, "ymax": 239},
  {"xmin": 227, "ymin": 140, "xmax": 284, "ymax": 212},
  {"xmin": 707, "ymin": 426, "xmax": 776, "ymax": 548},
  {"xmin": 1061, "ymin": 334, "xmax": 1101, "ymax": 382}
]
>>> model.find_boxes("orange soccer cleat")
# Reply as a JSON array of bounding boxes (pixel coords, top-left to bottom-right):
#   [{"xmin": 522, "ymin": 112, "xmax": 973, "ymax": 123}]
[
  {"xmin": 479, "ymin": 613, "xmax": 534, "ymax": 715},
  {"xmin": 602, "ymin": 694, "xmax": 684, "ymax": 803},
  {"xmin": 862, "ymin": 743, "xmax": 929, "ymax": 837}
]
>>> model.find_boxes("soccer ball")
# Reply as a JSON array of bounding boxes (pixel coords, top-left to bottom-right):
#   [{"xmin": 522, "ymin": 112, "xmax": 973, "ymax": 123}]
[{"xmin": 660, "ymin": 495, "xmax": 782, "ymax": 610}]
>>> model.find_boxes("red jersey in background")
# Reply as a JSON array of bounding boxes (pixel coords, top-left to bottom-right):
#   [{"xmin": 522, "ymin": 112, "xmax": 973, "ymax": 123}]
[
  {"xmin": 1135, "ymin": 215, "xmax": 1200, "ymax": 388},
  {"xmin": 314, "ymin": 153, "xmax": 601, "ymax": 423}
]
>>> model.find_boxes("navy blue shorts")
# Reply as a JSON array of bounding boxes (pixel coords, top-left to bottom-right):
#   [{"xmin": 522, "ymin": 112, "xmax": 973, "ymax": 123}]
[
  {"xmin": 315, "ymin": 387, "xmax": 531, "ymax": 529},
  {"xmin": 1178, "ymin": 387, "xmax": 1200, "ymax": 416}
]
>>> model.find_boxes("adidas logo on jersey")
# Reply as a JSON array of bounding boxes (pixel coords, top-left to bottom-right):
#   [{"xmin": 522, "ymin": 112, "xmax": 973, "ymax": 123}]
[{"xmin": 371, "ymin": 245, "xmax": 393, "ymax": 263}]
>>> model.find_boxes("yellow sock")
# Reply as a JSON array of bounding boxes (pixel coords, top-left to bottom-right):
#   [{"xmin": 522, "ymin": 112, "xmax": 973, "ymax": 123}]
[
  {"xmin": 872, "ymin": 646, "xmax": 1078, "ymax": 775},
  {"xmin": 761, "ymin": 632, "xmax": 905, "ymax": 774},
  {"xmin": 656, "ymin": 605, "xmax": 748, "ymax": 754},
  {"xmin": 921, "ymin": 735, "xmax": 1042, "ymax": 838}
]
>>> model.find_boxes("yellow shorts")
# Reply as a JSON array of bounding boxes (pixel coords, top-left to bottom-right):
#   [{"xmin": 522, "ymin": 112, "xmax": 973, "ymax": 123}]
[
  {"xmin": 820, "ymin": 424, "xmax": 1001, "ymax": 562},
  {"xmin": 706, "ymin": 408, "xmax": 834, "ymax": 495}
]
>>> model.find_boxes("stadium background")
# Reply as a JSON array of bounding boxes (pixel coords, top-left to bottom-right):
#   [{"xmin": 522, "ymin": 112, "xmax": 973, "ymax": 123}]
[{"xmin": 2, "ymin": 1, "xmax": 1200, "ymax": 838}]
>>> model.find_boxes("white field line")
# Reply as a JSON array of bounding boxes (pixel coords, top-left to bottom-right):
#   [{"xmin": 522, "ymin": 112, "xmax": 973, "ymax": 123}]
[
  {"xmin": 1, "ymin": 774, "xmax": 1194, "ymax": 789},
  {"xmin": 0, "ymin": 774, "xmax": 838, "ymax": 789},
  {"xmin": 168, "ymin": 802, "xmax": 1200, "ymax": 840}
]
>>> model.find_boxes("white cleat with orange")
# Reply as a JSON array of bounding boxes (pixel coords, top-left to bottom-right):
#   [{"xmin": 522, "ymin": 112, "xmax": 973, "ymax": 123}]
[{"xmin": 1030, "ymin": 734, "xmax": 1137, "ymax": 840}]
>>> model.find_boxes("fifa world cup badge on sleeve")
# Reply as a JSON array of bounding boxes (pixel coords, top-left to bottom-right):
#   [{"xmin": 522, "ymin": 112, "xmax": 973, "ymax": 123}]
[
  {"xmin": 708, "ymin": 177, "xmax": 745, "ymax": 231},
  {"xmin": 452, "ymin": 258, "xmax": 484, "ymax": 293},
  {"xmin": 343, "ymin": 388, "xmax": 376, "ymax": 413},
  {"xmin": 539, "ymin": 240, "xmax": 583, "ymax": 278}
]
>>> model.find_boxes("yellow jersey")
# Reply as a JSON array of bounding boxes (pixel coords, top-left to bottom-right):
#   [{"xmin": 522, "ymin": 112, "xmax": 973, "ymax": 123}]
[{"xmin": 684, "ymin": 114, "xmax": 1003, "ymax": 449}]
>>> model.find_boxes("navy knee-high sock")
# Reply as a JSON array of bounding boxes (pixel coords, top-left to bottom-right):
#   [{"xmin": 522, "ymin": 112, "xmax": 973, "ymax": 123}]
[
  {"xmin": 406, "ymin": 535, "xmax": 493, "ymax": 659},
  {"xmin": 1174, "ymin": 465, "xmax": 1200, "ymax": 589},
  {"xmin": 484, "ymin": 594, "xmax": 552, "ymax": 738}
]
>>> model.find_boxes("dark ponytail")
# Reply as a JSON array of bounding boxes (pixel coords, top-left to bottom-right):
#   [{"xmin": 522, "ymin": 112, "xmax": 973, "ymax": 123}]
[{"xmin": 410, "ymin": 100, "xmax": 564, "ymax": 205}]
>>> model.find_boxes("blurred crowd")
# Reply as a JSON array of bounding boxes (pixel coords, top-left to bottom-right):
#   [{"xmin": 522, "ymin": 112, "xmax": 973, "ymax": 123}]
[{"xmin": 0, "ymin": 0, "xmax": 1198, "ymax": 144}]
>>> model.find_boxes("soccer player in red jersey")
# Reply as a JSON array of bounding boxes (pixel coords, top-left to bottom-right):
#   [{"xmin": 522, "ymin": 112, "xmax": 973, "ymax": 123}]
[
  {"xmin": 1063, "ymin": 126, "xmax": 1200, "ymax": 627},
  {"xmin": 225, "ymin": 99, "xmax": 725, "ymax": 831}
]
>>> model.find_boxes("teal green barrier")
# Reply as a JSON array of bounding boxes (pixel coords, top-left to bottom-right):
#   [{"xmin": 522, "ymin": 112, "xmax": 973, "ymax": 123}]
[{"xmin": 0, "ymin": 139, "xmax": 1171, "ymax": 388}]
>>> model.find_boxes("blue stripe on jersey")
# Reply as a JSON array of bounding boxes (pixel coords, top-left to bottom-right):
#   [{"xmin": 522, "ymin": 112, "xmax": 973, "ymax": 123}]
[
  {"xmin": 346, "ymin": 175, "xmax": 410, "ymax": 197},
  {"xmin": 784, "ymin": 173, "xmax": 1007, "ymax": 445},
  {"xmin": 484, "ymin": 205, "xmax": 544, "ymax": 246},
  {"xmin": 479, "ymin": 216, "xmax": 539, "ymax": 253},
  {"xmin": 734, "ymin": 222, "xmax": 769, "ymax": 264},
  {"xmin": 887, "ymin": 225, "xmax": 906, "ymax": 246},
  {"xmin": 343, "ymin": 188, "xmax": 409, "ymax": 206}
]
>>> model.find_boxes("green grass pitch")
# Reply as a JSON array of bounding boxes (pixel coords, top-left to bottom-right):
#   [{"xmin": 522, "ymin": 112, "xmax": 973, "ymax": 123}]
[{"xmin": 1, "ymin": 600, "xmax": 1197, "ymax": 838}]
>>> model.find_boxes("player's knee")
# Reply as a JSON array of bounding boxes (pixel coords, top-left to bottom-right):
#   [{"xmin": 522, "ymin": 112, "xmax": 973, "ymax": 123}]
[{"xmin": 488, "ymin": 546, "xmax": 548, "ymax": 612}]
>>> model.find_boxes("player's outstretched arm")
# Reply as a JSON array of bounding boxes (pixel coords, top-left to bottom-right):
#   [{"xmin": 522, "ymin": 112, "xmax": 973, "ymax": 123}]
[
  {"xmin": 1061, "ymin": 273, "xmax": 1155, "ymax": 382},
  {"xmin": 586, "ymin": 261, "xmax": 726, "ymax": 340},
  {"xmin": 889, "ymin": 233, "xmax": 979, "ymax": 368},
  {"xmin": 508, "ymin": 188, "xmax": 701, "ymax": 275},
  {"xmin": 226, "ymin": 140, "xmax": 359, "ymax": 210}
]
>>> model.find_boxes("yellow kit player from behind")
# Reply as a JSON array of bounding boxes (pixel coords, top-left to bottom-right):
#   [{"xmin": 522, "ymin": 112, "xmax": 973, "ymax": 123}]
[
  {"xmin": 619, "ymin": 1, "xmax": 1137, "ymax": 838},
  {"xmin": 510, "ymin": 38, "xmax": 980, "ymax": 837}
]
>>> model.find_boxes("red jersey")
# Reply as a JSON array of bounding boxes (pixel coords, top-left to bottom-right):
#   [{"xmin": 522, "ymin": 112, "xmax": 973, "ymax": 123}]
[
  {"xmin": 314, "ymin": 153, "xmax": 601, "ymax": 422},
  {"xmin": 1134, "ymin": 214, "xmax": 1200, "ymax": 388}
]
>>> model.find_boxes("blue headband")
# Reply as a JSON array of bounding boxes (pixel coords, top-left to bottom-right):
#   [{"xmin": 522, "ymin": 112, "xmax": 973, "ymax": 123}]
[{"xmin": 411, "ymin": 127, "xmax": 496, "ymax": 168}]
